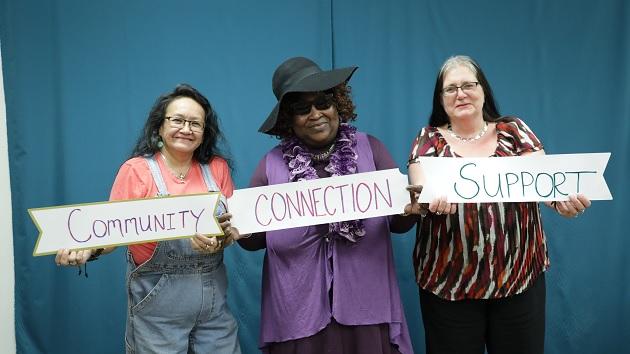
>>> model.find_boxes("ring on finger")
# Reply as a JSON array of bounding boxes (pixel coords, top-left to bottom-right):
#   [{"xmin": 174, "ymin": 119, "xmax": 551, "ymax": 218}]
[{"xmin": 436, "ymin": 211, "xmax": 441, "ymax": 215}]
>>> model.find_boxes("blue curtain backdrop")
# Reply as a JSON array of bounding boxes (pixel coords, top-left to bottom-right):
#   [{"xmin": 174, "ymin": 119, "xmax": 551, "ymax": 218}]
[{"xmin": 2, "ymin": 0, "xmax": 628, "ymax": 353}]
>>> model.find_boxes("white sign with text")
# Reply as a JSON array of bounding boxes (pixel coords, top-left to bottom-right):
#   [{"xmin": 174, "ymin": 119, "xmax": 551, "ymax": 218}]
[
  {"xmin": 228, "ymin": 169, "xmax": 409, "ymax": 235},
  {"xmin": 30, "ymin": 193, "xmax": 223, "ymax": 256},
  {"xmin": 30, "ymin": 153, "xmax": 612, "ymax": 255},
  {"xmin": 415, "ymin": 153, "xmax": 612, "ymax": 203}
]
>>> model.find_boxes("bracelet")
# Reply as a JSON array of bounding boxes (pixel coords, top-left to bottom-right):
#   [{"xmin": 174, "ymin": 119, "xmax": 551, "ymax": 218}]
[
  {"xmin": 400, "ymin": 206, "xmax": 429, "ymax": 217},
  {"xmin": 87, "ymin": 248, "xmax": 104, "ymax": 262}
]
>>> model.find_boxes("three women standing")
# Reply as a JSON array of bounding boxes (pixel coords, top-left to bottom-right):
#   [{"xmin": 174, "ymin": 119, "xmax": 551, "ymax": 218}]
[{"xmin": 53, "ymin": 56, "xmax": 593, "ymax": 354}]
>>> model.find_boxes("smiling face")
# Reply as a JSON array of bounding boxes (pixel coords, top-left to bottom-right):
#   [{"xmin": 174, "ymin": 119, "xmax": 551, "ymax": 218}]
[
  {"xmin": 158, "ymin": 97, "xmax": 206, "ymax": 157},
  {"xmin": 441, "ymin": 65, "xmax": 485, "ymax": 123},
  {"xmin": 289, "ymin": 92, "xmax": 340, "ymax": 149}
]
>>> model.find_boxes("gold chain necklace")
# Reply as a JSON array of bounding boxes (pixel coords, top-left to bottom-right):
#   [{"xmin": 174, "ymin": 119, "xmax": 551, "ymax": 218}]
[
  {"xmin": 311, "ymin": 143, "xmax": 336, "ymax": 162},
  {"xmin": 447, "ymin": 121, "xmax": 488, "ymax": 143},
  {"xmin": 160, "ymin": 153, "xmax": 191, "ymax": 181}
]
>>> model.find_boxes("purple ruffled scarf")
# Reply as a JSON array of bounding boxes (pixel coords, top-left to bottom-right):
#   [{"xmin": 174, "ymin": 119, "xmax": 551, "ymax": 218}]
[{"xmin": 280, "ymin": 123, "xmax": 366, "ymax": 242}]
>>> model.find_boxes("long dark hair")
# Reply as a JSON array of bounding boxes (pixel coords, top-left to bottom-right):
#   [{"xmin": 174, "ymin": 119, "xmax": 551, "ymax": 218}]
[
  {"xmin": 269, "ymin": 82, "xmax": 357, "ymax": 139},
  {"xmin": 131, "ymin": 84, "xmax": 231, "ymax": 167},
  {"xmin": 429, "ymin": 55, "xmax": 501, "ymax": 127}
]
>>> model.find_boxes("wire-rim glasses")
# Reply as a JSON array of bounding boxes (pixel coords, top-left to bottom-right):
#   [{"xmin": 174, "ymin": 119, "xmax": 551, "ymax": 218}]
[
  {"xmin": 165, "ymin": 116, "xmax": 205, "ymax": 133},
  {"xmin": 442, "ymin": 82, "xmax": 479, "ymax": 96}
]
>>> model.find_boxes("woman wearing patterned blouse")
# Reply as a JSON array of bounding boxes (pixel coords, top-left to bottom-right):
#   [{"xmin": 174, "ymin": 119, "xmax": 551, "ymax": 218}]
[{"xmin": 406, "ymin": 55, "xmax": 591, "ymax": 354}]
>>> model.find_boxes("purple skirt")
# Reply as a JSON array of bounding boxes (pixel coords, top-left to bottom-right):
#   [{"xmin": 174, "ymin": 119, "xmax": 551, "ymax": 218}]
[{"xmin": 262, "ymin": 318, "xmax": 402, "ymax": 354}]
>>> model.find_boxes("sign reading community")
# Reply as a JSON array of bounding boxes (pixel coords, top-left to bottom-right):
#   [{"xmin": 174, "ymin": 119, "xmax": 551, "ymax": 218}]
[{"xmin": 30, "ymin": 193, "xmax": 224, "ymax": 256}]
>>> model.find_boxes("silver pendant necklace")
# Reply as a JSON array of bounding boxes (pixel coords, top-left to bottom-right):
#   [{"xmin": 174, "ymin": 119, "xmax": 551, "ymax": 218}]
[{"xmin": 447, "ymin": 121, "xmax": 488, "ymax": 143}]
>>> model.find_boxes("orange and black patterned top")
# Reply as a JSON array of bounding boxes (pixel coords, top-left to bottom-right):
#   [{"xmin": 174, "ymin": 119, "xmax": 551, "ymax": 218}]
[{"xmin": 407, "ymin": 116, "xmax": 550, "ymax": 300}]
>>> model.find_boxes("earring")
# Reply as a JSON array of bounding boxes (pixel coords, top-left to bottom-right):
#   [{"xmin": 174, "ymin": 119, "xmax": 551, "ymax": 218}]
[{"xmin": 153, "ymin": 133, "xmax": 164, "ymax": 148}]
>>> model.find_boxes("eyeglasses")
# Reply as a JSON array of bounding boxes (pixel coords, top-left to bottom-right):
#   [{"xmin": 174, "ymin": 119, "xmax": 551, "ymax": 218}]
[
  {"xmin": 288, "ymin": 92, "xmax": 335, "ymax": 116},
  {"xmin": 165, "ymin": 116, "xmax": 205, "ymax": 133},
  {"xmin": 442, "ymin": 82, "xmax": 479, "ymax": 96}
]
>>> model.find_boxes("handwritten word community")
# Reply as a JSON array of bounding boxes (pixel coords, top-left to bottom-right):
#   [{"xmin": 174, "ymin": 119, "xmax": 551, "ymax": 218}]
[
  {"xmin": 254, "ymin": 180, "xmax": 393, "ymax": 226},
  {"xmin": 454, "ymin": 162, "xmax": 597, "ymax": 199},
  {"xmin": 66, "ymin": 208, "xmax": 207, "ymax": 243}
]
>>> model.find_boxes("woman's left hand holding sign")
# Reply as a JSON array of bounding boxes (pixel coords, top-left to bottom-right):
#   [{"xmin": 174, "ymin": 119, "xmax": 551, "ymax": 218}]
[{"xmin": 55, "ymin": 248, "xmax": 92, "ymax": 266}]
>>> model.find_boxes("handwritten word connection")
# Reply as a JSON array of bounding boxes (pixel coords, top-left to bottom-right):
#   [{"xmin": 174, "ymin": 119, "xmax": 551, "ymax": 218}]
[
  {"xmin": 454, "ymin": 163, "xmax": 596, "ymax": 200},
  {"xmin": 254, "ymin": 180, "xmax": 393, "ymax": 226},
  {"xmin": 67, "ymin": 208, "xmax": 207, "ymax": 242},
  {"xmin": 228, "ymin": 169, "xmax": 409, "ymax": 235}
]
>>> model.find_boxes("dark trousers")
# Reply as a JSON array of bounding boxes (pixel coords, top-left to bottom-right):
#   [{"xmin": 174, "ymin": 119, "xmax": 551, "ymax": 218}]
[{"xmin": 419, "ymin": 274, "xmax": 545, "ymax": 354}]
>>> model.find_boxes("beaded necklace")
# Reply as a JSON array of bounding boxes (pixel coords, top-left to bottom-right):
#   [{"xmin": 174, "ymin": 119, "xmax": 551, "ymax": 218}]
[{"xmin": 447, "ymin": 121, "xmax": 488, "ymax": 142}]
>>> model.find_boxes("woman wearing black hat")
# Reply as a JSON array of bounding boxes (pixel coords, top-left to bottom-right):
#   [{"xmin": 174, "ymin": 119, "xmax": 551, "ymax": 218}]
[{"xmin": 235, "ymin": 57, "xmax": 415, "ymax": 354}]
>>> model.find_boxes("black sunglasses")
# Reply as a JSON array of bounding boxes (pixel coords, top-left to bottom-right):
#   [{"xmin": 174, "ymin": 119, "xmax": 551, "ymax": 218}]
[{"xmin": 288, "ymin": 92, "xmax": 335, "ymax": 116}]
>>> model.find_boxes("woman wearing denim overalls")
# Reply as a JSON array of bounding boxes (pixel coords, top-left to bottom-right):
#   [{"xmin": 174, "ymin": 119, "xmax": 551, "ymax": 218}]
[{"xmin": 56, "ymin": 84, "xmax": 242, "ymax": 353}]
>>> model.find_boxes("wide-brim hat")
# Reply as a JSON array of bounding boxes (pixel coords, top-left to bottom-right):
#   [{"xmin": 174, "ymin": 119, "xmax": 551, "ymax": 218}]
[{"xmin": 259, "ymin": 56, "xmax": 358, "ymax": 134}]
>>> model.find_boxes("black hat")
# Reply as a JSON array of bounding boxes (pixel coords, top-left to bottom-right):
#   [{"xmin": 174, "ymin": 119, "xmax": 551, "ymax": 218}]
[{"xmin": 259, "ymin": 56, "xmax": 358, "ymax": 134}]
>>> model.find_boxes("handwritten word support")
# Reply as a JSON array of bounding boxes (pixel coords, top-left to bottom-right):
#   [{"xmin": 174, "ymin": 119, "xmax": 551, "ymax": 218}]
[
  {"xmin": 228, "ymin": 169, "xmax": 409, "ymax": 235},
  {"xmin": 30, "ymin": 193, "xmax": 223, "ymax": 256},
  {"xmin": 415, "ymin": 153, "xmax": 612, "ymax": 203}
]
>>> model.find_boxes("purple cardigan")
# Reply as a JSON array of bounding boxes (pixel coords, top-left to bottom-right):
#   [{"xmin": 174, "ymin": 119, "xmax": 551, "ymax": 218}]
[{"xmin": 246, "ymin": 132, "xmax": 413, "ymax": 354}]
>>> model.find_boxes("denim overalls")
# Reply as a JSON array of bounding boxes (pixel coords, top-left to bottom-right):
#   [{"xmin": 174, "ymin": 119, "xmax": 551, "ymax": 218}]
[{"xmin": 124, "ymin": 156, "xmax": 241, "ymax": 354}]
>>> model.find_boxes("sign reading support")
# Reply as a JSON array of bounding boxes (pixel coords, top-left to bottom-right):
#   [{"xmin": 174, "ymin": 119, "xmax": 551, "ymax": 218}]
[{"xmin": 415, "ymin": 153, "xmax": 612, "ymax": 203}]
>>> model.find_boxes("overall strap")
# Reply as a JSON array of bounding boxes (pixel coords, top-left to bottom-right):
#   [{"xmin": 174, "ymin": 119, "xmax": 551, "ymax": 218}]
[
  {"xmin": 200, "ymin": 161, "xmax": 228, "ymax": 211},
  {"xmin": 200, "ymin": 162, "xmax": 220, "ymax": 192},
  {"xmin": 145, "ymin": 155, "xmax": 169, "ymax": 196}
]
